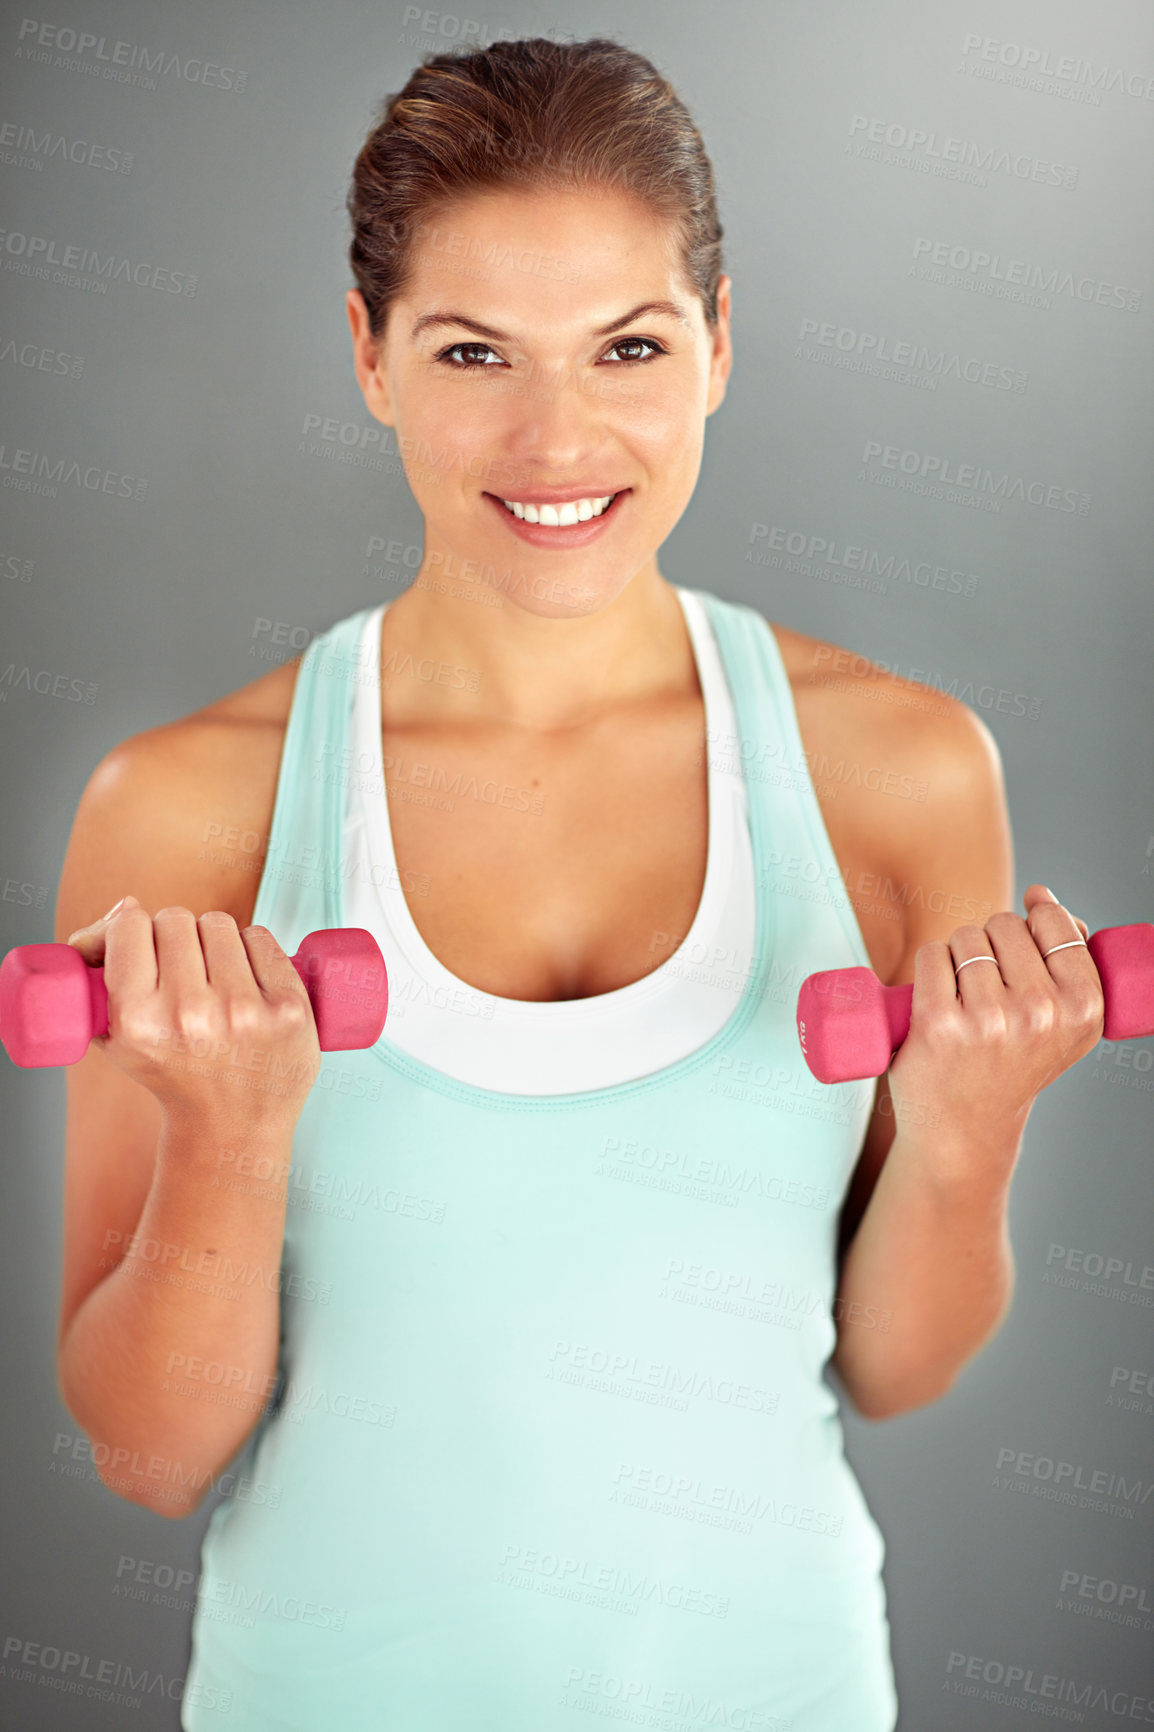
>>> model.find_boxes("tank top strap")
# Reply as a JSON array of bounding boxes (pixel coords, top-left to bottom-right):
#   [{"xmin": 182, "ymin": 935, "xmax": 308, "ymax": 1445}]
[
  {"xmin": 251, "ymin": 606, "xmax": 377, "ymax": 949},
  {"xmin": 694, "ymin": 586, "xmax": 871, "ymax": 974}
]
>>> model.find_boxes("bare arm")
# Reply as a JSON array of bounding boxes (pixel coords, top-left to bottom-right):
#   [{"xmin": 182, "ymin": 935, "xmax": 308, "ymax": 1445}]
[
  {"xmin": 54, "ymin": 731, "xmax": 317, "ymax": 1517},
  {"xmin": 829, "ymin": 703, "xmax": 1102, "ymax": 1419},
  {"xmin": 59, "ymin": 1087, "xmax": 299, "ymax": 1519}
]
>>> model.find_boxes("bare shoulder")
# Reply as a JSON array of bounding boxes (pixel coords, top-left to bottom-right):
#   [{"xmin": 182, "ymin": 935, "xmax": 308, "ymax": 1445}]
[
  {"xmin": 767, "ymin": 617, "xmax": 1004, "ymax": 791},
  {"xmin": 54, "ymin": 657, "xmax": 302, "ymax": 940},
  {"xmin": 764, "ymin": 617, "xmax": 1014, "ymax": 956}
]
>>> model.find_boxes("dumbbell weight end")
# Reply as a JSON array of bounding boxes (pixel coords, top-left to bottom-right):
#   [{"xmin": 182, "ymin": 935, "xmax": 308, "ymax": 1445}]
[
  {"xmin": 797, "ymin": 921, "xmax": 1154, "ymax": 1086},
  {"xmin": 0, "ymin": 927, "xmax": 388, "ymax": 1068}
]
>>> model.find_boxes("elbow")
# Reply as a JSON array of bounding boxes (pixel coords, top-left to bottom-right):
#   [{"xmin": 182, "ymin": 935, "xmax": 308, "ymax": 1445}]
[
  {"xmin": 94, "ymin": 1461, "xmax": 206, "ymax": 1520},
  {"xmin": 844, "ymin": 1368, "xmax": 959, "ymax": 1422}
]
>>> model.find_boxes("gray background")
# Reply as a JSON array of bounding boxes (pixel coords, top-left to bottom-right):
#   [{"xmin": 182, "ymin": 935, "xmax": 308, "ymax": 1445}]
[{"xmin": 1, "ymin": 0, "xmax": 1151, "ymax": 1726}]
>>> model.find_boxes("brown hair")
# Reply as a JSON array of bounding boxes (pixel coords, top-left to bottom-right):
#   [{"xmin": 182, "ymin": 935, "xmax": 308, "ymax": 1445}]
[{"xmin": 346, "ymin": 35, "xmax": 724, "ymax": 347}]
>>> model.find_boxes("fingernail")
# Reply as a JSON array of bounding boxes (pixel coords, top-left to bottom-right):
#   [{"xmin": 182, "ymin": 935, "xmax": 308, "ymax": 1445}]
[
  {"xmin": 1040, "ymin": 886, "xmax": 1057, "ymax": 899},
  {"xmin": 102, "ymin": 896, "xmax": 127, "ymax": 920}
]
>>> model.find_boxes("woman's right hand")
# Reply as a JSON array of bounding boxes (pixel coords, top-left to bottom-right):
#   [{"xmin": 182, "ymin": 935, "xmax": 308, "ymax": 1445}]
[{"xmin": 65, "ymin": 896, "xmax": 322, "ymax": 1134}]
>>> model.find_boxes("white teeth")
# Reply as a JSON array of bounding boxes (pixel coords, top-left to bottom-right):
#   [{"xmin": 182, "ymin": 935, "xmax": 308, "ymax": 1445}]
[{"xmin": 500, "ymin": 494, "xmax": 616, "ymax": 525}]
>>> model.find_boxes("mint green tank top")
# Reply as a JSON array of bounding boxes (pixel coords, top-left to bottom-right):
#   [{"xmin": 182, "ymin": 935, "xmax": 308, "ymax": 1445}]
[{"xmin": 182, "ymin": 588, "xmax": 898, "ymax": 1731}]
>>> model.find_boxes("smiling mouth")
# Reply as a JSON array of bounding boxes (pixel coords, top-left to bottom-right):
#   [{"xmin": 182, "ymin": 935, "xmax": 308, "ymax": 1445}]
[{"xmin": 492, "ymin": 491, "xmax": 626, "ymax": 527}]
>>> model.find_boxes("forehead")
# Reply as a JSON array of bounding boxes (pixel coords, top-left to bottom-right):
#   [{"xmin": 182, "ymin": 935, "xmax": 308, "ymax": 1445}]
[{"xmin": 397, "ymin": 183, "xmax": 693, "ymax": 334}]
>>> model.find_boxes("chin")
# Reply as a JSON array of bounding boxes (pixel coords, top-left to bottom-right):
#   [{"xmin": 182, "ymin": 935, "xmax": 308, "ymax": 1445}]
[{"xmin": 490, "ymin": 573, "xmax": 627, "ymax": 620}]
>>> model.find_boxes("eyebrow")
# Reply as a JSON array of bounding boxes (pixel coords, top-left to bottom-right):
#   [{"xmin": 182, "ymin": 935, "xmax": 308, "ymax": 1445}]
[{"xmin": 409, "ymin": 300, "xmax": 693, "ymax": 343}]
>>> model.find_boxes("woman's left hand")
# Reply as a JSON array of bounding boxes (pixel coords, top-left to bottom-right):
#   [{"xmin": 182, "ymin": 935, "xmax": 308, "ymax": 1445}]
[{"xmin": 886, "ymin": 883, "xmax": 1106, "ymax": 1176}]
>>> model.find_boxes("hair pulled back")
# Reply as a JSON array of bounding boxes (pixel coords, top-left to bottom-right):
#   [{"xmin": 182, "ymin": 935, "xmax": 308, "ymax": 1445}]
[{"xmin": 346, "ymin": 35, "xmax": 724, "ymax": 344}]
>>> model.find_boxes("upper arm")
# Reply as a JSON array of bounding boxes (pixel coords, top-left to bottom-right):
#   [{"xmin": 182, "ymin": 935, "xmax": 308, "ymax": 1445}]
[
  {"xmin": 53, "ymin": 728, "xmax": 256, "ymax": 1361},
  {"xmin": 836, "ymin": 694, "xmax": 1016, "ymax": 1256}
]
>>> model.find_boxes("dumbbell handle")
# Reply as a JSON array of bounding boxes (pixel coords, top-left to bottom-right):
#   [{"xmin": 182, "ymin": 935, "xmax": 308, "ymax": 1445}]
[
  {"xmin": 0, "ymin": 927, "xmax": 389, "ymax": 1068},
  {"xmin": 797, "ymin": 922, "xmax": 1154, "ymax": 1084}
]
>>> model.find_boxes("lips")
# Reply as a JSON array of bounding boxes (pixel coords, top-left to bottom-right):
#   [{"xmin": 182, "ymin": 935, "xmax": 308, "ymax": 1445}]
[{"xmin": 483, "ymin": 487, "xmax": 631, "ymax": 546}]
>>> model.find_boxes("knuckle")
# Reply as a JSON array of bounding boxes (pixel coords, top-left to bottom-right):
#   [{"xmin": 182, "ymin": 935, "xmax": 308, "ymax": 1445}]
[
  {"xmin": 985, "ymin": 911, "xmax": 1020, "ymax": 936},
  {"xmin": 1066, "ymin": 986, "xmax": 1105, "ymax": 1030},
  {"xmin": 222, "ymin": 994, "xmax": 264, "ymax": 1036},
  {"xmin": 916, "ymin": 1005, "xmax": 960, "ymax": 1043},
  {"xmin": 1020, "ymin": 1000, "xmax": 1056, "ymax": 1040},
  {"xmin": 154, "ymin": 904, "xmax": 193, "ymax": 921},
  {"xmin": 269, "ymin": 990, "xmax": 312, "ymax": 1033},
  {"xmin": 971, "ymin": 1006, "xmax": 1008, "ymax": 1044},
  {"xmin": 115, "ymin": 1002, "xmax": 158, "ymax": 1050},
  {"xmin": 172, "ymin": 992, "xmax": 216, "ymax": 1037},
  {"xmin": 949, "ymin": 923, "xmax": 987, "ymax": 949},
  {"xmin": 198, "ymin": 909, "xmax": 238, "ymax": 928}
]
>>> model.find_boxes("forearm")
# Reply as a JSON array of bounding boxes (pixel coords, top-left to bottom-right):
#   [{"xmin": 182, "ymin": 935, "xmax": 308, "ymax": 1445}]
[
  {"xmin": 831, "ymin": 1121, "xmax": 1021, "ymax": 1419},
  {"xmin": 58, "ymin": 1110, "xmax": 295, "ymax": 1517}
]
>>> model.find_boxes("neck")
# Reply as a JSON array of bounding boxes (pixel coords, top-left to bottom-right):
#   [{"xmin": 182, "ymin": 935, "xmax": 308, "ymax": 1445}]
[{"xmin": 378, "ymin": 561, "xmax": 696, "ymax": 733}]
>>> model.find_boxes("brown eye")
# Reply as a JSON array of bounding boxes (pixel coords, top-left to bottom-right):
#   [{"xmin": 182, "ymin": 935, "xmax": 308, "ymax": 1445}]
[
  {"xmin": 602, "ymin": 337, "xmax": 664, "ymax": 363},
  {"xmin": 438, "ymin": 342, "xmax": 504, "ymax": 368}
]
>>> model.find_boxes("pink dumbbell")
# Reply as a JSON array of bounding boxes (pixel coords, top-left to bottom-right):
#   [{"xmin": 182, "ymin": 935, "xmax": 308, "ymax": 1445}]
[
  {"xmin": 796, "ymin": 922, "xmax": 1154, "ymax": 1085},
  {"xmin": 0, "ymin": 927, "xmax": 389, "ymax": 1068}
]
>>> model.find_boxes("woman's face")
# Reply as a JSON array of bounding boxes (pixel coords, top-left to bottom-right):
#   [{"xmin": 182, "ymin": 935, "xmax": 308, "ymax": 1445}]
[{"xmin": 347, "ymin": 183, "xmax": 732, "ymax": 619}]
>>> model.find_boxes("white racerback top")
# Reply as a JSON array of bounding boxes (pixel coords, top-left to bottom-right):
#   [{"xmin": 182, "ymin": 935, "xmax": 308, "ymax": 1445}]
[{"xmin": 341, "ymin": 584, "xmax": 756, "ymax": 1093}]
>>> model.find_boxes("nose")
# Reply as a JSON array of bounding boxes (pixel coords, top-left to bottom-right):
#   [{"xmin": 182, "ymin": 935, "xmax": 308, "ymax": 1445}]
[{"xmin": 498, "ymin": 358, "xmax": 615, "ymax": 486}]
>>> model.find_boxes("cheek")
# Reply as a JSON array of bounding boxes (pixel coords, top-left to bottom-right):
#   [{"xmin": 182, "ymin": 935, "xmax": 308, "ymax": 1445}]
[
  {"xmin": 392, "ymin": 385, "xmax": 493, "ymax": 494},
  {"xmin": 614, "ymin": 374, "xmax": 704, "ymax": 470}
]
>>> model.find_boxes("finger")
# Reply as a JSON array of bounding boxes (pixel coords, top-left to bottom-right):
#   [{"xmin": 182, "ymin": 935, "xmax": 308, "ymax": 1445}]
[
  {"xmin": 1023, "ymin": 892, "xmax": 1093, "ymax": 973},
  {"xmin": 910, "ymin": 938, "xmax": 965, "ymax": 1024},
  {"xmin": 151, "ymin": 907, "xmax": 209, "ymax": 1007},
  {"xmin": 982, "ymin": 910, "xmax": 1057, "ymax": 992},
  {"xmin": 239, "ymin": 925, "xmax": 312, "ymax": 1005},
  {"xmin": 1022, "ymin": 882, "xmax": 1059, "ymax": 916},
  {"xmin": 1012, "ymin": 893, "xmax": 1105, "ymax": 1039},
  {"xmin": 948, "ymin": 924, "xmax": 1004, "ymax": 1000},
  {"xmin": 1022, "ymin": 885, "xmax": 1089, "ymax": 948},
  {"xmin": 99, "ymin": 899, "xmax": 159, "ymax": 1022},
  {"xmin": 196, "ymin": 911, "xmax": 263, "ymax": 998},
  {"xmin": 66, "ymin": 893, "xmax": 137, "ymax": 963}
]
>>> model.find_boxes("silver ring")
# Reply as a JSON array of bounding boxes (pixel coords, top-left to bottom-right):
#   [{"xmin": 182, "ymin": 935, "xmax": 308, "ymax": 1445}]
[
  {"xmin": 1042, "ymin": 939, "xmax": 1087, "ymax": 959},
  {"xmin": 954, "ymin": 954, "xmax": 1001, "ymax": 975}
]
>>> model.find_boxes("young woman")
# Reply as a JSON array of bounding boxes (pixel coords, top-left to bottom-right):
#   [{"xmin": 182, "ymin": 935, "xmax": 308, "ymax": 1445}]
[{"xmin": 54, "ymin": 36, "xmax": 1104, "ymax": 1732}]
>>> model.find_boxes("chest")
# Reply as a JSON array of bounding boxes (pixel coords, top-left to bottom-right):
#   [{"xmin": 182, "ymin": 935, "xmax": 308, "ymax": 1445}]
[{"xmin": 380, "ymin": 694, "xmax": 903, "ymax": 1002}]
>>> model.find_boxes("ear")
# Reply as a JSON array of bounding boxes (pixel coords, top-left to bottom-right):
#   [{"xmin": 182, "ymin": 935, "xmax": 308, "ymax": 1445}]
[
  {"xmin": 346, "ymin": 289, "xmax": 396, "ymax": 427},
  {"xmin": 705, "ymin": 273, "xmax": 732, "ymax": 418}
]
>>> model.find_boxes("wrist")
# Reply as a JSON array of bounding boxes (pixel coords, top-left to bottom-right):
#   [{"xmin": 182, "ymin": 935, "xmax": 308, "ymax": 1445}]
[
  {"xmin": 157, "ymin": 1102, "xmax": 298, "ymax": 1177},
  {"xmin": 888, "ymin": 1114, "xmax": 1025, "ymax": 1209}
]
